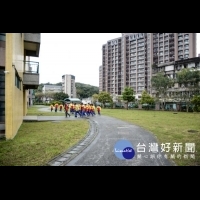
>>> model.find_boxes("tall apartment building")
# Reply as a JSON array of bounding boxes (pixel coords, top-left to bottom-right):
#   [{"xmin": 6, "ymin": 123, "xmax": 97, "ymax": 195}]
[
  {"xmin": 62, "ymin": 74, "xmax": 76, "ymax": 98},
  {"xmin": 0, "ymin": 33, "xmax": 40, "ymax": 139},
  {"xmin": 99, "ymin": 65, "xmax": 103, "ymax": 92},
  {"xmin": 100, "ymin": 33, "xmax": 196, "ymax": 95}
]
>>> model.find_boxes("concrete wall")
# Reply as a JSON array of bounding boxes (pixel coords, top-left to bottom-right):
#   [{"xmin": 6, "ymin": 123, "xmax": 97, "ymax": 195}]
[
  {"xmin": 5, "ymin": 33, "xmax": 25, "ymax": 139},
  {"xmin": 0, "ymin": 41, "xmax": 5, "ymax": 66},
  {"xmin": 24, "ymin": 33, "xmax": 40, "ymax": 44},
  {"xmin": 23, "ymin": 73, "xmax": 39, "ymax": 85}
]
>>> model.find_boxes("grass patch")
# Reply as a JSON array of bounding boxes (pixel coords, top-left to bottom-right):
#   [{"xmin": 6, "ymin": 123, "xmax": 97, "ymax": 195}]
[
  {"xmin": 26, "ymin": 105, "xmax": 65, "ymax": 116},
  {"xmin": 0, "ymin": 120, "xmax": 89, "ymax": 166},
  {"xmin": 101, "ymin": 109, "xmax": 200, "ymax": 166}
]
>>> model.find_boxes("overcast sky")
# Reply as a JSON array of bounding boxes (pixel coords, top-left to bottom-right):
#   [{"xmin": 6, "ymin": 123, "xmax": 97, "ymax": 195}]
[{"xmin": 31, "ymin": 33, "xmax": 200, "ymax": 87}]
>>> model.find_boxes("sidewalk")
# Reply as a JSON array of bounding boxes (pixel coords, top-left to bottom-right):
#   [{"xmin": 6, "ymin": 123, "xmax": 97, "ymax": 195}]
[
  {"xmin": 23, "ymin": 115, "xmax": 85, "ymax": 122},
  {"xmin": 64, "ymin": 115, "xmax": 175, "ymax": 166},
  {"xmin": 23, "ymin": 106, "xmax": 86, "ymax": 121}
]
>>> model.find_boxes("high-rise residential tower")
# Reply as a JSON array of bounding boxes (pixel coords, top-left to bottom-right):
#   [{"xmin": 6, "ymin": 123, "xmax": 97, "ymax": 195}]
[
  {"xmin": 100, "ymin": 33, "xmax": 196, "ymax": 95},
  {"xmin": 62, "ymin": 74, "xmax": 76, "ymax": 98}
]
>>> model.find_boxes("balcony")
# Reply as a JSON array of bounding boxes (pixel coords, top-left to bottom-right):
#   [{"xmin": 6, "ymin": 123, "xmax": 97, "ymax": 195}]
[
  {"xmin": 23, "ymin": 61, "xmax": 39, "ymax": 89},
  {"xmin": 24, "ymin": 33, "xmax": 41, "ymax": 57}
]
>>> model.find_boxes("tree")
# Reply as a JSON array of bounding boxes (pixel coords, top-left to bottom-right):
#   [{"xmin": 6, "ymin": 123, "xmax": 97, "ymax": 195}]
[
  {"xmin": 175, "ymin": 68, "xmax": 200, "ymax": 112},
  {"xmin": 191, "ymin": 95, "xmax": 200, "ymax": 112},
  {"xmin": 35, "ymin": 84, "xmax": 44, "ymax": 93},
  {"xmin": 139, "ymin": 90, "xmax": 155, "ymax": 110},
  {"xmin": 151, "ymin": 72, "xmax": 172, "ymax": 110},
  {"xmin": 35, "ymin": 92, "xmax": 44, "ymax": 103},
  {"xmin": 43, "ymin": 92, "xmax": 56, "ymax": 102},
  {"xmin": 75, "ymin": 82, "xmax": 99, "ymax": 99},
  {"xmin": 98, "ymin": 91, "xmax": 113, "ymax": 107},
  {"xmin": 55, "ymin": 82, "xmax": 62, "ymax": 86},
  {"xmin": 176, "ymin": 68, "xmax": 200, "ymax": 94},
  {"xmin": 92, "ymin": 94, "xmax": 99, "ymax": 104},
  {"xmin": 122, "ymin": 87, "xmax": 135, "ymax": 110},
  {"xmin": 53, "ymin": 92, "xmax": 69, "ymax": 101},
  {"xmin": 140, "ymin": 90, "xmax": 155, "ymax": 104}
]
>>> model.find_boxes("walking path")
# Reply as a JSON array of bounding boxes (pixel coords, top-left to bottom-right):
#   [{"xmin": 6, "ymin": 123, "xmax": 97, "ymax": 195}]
[{"xmin": 64, "ymin": 116, "xmax": 174, "ymax": 166}]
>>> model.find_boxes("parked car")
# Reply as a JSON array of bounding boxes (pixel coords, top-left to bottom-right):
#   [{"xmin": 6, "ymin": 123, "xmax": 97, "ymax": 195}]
[
  {"xmin": 142, "ymin": 104, "xmax": 155, "ymax": 109},
  {"xmin": 115, "ymin": 103, "xmax": 124, "ymax": 108},
  {"xmin": 128, "ymin": 103, "xmax": 138, "ymax": 108}
]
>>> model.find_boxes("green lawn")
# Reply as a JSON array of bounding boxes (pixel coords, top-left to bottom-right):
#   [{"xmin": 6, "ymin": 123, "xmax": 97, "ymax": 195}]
[
  {"xmin": 0, "ymin": 105, "xmax": 89, "ymax": 166},
  {"xmin": 1, "ymin": 105, "xmax": 199, "ymax": 166},
  {"xmin": 101, "ymin": 108, "xmax": 200, "ymax": 166},
  {"xmin": 26, "ymin": 105, "xmax": 65, "ymax": 116}
]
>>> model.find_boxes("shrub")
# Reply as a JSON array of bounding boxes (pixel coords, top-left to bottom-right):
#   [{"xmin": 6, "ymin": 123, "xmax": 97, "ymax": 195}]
[{"xmin": 50, "ymin": 100, "xmax": 62, "ymax": 106}]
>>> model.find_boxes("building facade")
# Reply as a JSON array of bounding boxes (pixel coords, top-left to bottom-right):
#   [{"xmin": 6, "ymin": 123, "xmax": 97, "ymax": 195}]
[
  {"xmin": 62, "ymin": 74, "xmax": 76, "ymax": 98},
  {"xmin": 42, "ymin": 85, "xmax": 62, "ymax": 102},
  {"xmin": 0, "ymin": 33, "xmax": 40, "ymax": 139},
  {"xmin": 42, "ymin": 85, "xmax": 62, "ymax": 93},
  {"xmin": 27, "ymin": 89, "xmax": 35, "ymax": 106},
  {"xmin": 100, "ymin": 33, "xmax": 196, "ymax": 95},
  {"xmin": 99, "ymin": 65, "xmax": 103, "ymax": 92},
  {"xmin": 152, "ymin": 57, "xmax": 200, "ymax": 110},
  {"xmin": 26, "ymin": 56, "xmax": 35, "ymax": 107}
]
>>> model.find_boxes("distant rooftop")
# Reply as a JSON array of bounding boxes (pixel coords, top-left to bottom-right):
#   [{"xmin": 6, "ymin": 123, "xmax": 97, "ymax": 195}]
[
  {"xmin": 64, "ymin": 98, "xmax": 81, "ymax": 102},
  {"xmin": 43, "ymin": 84, "xmax": 62, "ymax": 87}
]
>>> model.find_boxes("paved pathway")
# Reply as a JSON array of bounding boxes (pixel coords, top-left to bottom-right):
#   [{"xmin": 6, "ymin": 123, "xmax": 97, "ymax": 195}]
[{"xmin": 64, "ymin": 115, "xmax": 174, "ymax": 166}]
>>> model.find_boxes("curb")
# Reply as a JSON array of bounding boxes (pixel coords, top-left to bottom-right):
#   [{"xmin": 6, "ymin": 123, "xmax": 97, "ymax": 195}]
[{"xmin": 46, "ymin": 118, "xmax": 99, "ymax": 166}]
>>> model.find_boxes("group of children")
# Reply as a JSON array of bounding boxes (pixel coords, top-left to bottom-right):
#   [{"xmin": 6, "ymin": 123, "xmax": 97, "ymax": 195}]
[
  {"xmin": 50, "ymin": 102, "xmax": 101, "ymax": 118},
  {"xmin": 50, "ymin": 103, "xmax": 63, "ymax": 112}
]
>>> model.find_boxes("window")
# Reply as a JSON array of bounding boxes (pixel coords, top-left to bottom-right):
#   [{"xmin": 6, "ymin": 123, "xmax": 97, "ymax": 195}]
[
  {"xmin": 15, "ymin": 73, "xmax": 21, "ymax": 90},
  {"xmin": 184, "ymin": 44, "xmax": 189, "ymax": 48},
  {"xmin": 0, "ymin": 33, "xmax": 5, "ymax": 41}
]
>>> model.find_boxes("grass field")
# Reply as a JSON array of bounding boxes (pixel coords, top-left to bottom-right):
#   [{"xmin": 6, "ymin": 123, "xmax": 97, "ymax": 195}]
[
  {"xmin": 101, "ymin": 108, "xmax": 200, "ymax": 166},
  {"xmin": 0, "ymin": 105, "xmax": 199, "ymax": 166},
  {"xmin": 26, "ymin": 105, "xmax": 65, "ymax": 116},
  {"xmin": 0, "ymin": 105, "xmax": 89, "ymax": 166}
]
